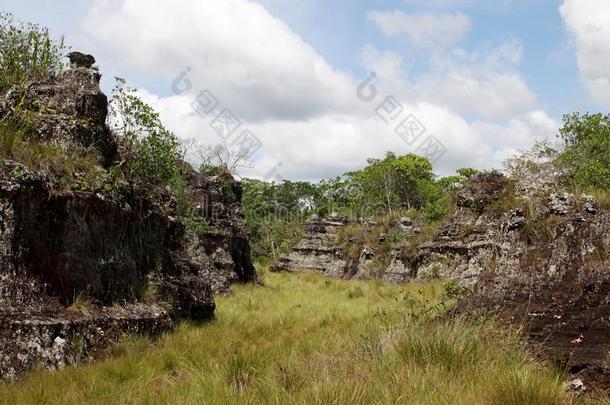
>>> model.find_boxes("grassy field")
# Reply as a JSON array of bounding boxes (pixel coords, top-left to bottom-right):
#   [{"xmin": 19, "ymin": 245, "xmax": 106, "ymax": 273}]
[{"xmin": 0, "ymin": 270, "xmax": 605, "ymax": 404}]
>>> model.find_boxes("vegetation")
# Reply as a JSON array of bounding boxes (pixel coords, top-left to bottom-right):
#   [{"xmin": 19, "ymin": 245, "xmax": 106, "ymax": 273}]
[
  {"xmin": 0, "ymin": 12, "xmax": 203, "ymax": 234},
  {"xmin": 242, "ymin": 178, "xmax": 320, "ymax": 259},
  {"xmin": 108, "ymin": 77, "xmax": 184, "ymax": 188},
  {"xmin": 0, "ymin": 12, "xmax": 66, "ymax": 94},
  {"xmin": 3, "ymin": 13, "xmax": 610, "ymax": 403},
  {"xmin": 0, "ymin": 117, "xmax": 105, "ymax": 189},
  {"xmin": 242, "ymin": 156, "xmax": 475, "ymax": 261},
  {"xmin": 0, "ymin": 13, "xmax": 105, "ymax": 190},
  {"xmin": 558, "ymin": 112, "xmax": 610, "ymax": 190},
  {"xmin": 0, "ymin": 270, "xmax": 594, "ymax": 405},
  {"xmin": 241, "ymin": 111, "xmax": 610, "ymax": 262}
]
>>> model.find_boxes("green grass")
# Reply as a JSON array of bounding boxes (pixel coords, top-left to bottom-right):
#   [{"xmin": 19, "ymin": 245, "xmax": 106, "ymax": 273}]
[
  {"xmin": 0, "ymin": 118, "xmax": 104, "ymax": 188},
  {"xmin": 0, "ymin": 271, "xmax": 604, "ymax": 404}
]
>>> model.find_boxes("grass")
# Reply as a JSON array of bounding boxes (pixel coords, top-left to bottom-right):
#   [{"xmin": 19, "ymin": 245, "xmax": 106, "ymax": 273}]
[
  {"xmin": 0, "ymin": 117, "xmax": 105, "ymax": 189},
  {"xmin": 584, "ymin": 189, "xmax": 610, "ymax": 210},
  {"xmin": 67, "ymin": 292, "xmax": 94, "ymax": 313},
  {"xmin": 0, "ymin": 271, "xmax": 604, "ymax": 404}
]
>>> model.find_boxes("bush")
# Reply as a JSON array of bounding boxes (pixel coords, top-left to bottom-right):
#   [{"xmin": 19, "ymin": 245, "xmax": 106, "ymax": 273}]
[
  {"xmin": 423, "ymin": 196, "xmax": 451, "ymax": 223},
  {"xmin": 558, "ymin": 112, "xmax": 610, "ymax": 190},
  {"xmin": 0, "ymin": 12, "xmax": 66, "ymax": 93},
  {"xmin": 108, "ymin": 77, "xmax": 183, "ymax": 187}
]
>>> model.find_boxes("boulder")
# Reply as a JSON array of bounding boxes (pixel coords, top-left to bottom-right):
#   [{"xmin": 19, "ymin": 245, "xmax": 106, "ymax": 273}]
[{"xmin": 456, "ymin": 171, "xmax": 510, "ymax": 212}]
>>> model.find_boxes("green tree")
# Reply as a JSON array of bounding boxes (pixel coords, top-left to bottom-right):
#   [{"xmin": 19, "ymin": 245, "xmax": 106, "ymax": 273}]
[
  {"xmin": 348, "ymin": 152, "xmax": 435, "ymax": 214},
  {"xmin": 457, "ymin": 168, "xmax": 479, "ymax": 180},
  {"xmin": 391, "ymin": 153, "xmax": 435, "ymax": 209},
  {"xmin": 241, "ymin": 178, "xmax": 315, "ymax": 260},
  {"xmin": 558, "ymin": 112, "xmax": 610, "ymax": 189}
]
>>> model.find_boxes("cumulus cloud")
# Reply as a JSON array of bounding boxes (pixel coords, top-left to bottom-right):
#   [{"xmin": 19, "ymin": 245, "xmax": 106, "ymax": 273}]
[
  {"xmin": 367, "ymin": 10, "xmax": 471, "ymax": 48},
  {"xmin": 560, "ymin": 0, "xmax": 610, "ymax": 107},
  {"xmin": 402, "ymin": 0, "xmax": 547, "ymax": 11},
  {"xmin": 84, "ymin": 0, "xmax": 357, "ymax": 121},
  {"xmin": 80, "ymin": 0, "xmax": 556, "ymax": 181},
  {"xmin": 362, "ymin": 41, "xmax": 537, "ymax": 121},
  {"xmin": 418, "ymin": 41, "xmax": 538, "ymax": 119}
]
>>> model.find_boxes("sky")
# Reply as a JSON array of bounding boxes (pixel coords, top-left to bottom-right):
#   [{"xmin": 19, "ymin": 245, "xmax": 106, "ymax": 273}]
[{"xmin": 2, "ymin": 0, "xmax": 609, "ymax": 181}]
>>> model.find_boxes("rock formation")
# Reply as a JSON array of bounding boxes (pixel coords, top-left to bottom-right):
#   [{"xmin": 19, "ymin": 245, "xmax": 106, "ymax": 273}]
[
  {"xmin": 0, "ymin": 53, "xmax": 255, "ymax": 379},
  {"xmin": 271, "ymin": 213, "xmax": 424, "ymax": 283},
  {"xmin": 271, "ymin": 214, "xmax": 349, "ymax": 276},
  {"xmin": 2, "ymin": 51, "xmax": 117, "ymax": 167},
  {"xmin": 274, "ymin": 172, "xmax": 610, "ymax": 388}
]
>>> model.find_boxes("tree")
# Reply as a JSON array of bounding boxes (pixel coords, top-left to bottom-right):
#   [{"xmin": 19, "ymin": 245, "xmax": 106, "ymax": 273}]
[
  {"xmin": 457, "ymin": 168, "xmax": 479, "ymax": 180},
  {"xmin": 241, "ymin": 178, "xmax": 315, "ymax": 260},
  {"xmin": 391, "ymin": 153, "xmax": 434, "ymax": 209},
  {"xmin": 558, "ymin": 112, "xmax": 610, "ymax": 190},
  {"xmin": 197, "ymin": 143, "xmax": 252, "ymax": 176},
  {"xmin": 347, "ymin": 152, "xmax": 435, "ymax": 214}
]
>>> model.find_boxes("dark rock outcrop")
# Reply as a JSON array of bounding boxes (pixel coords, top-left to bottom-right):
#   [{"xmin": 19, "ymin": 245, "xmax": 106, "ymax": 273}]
[
  {"xmin": 0, "ymin": 53, "xmax": 255, "ymax": 380},
  {"xmin": 458, "ymin": 193, "xmax": 610, "ymax": 390},
  {"xmin": 0, "ymin": 160, "xmax": 200, "ymax": 379},
  {"xmin": 67, "ymin": 51, "xmax": 96, "ymax": 69},
  {"xmin": 455, "ymin": 170, "xmax": 510, "ymax": 213},
  {"xmin": 2, "ymin": 51, "xmax": 117, "ymax": 167},
  {"xmin": 182, "ymin": 164, "xmax": 256, "ymax": 292}
]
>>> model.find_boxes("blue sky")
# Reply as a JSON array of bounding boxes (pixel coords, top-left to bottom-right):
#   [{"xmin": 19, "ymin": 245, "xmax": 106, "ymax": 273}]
[
  {"xmin": 258, "ymin": 0, "xmax": 592, "ymax": 118},
  {"xmin": 2, "ymin": 0, "xmax": 608, "ymax": 180}
]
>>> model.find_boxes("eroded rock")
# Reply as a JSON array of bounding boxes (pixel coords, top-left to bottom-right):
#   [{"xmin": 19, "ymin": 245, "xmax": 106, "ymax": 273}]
[
  {"xmin": 0, "ymin": 52, "xmax": 255, "ymax": 380},
  {"xmin": 271, "ymin": 214, "xmax": 349, "ymax": 276}
]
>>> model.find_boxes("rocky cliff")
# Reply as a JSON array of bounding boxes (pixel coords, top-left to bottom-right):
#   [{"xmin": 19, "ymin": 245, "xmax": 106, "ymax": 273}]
[
  {"xmin": 0, "ymin": 53, "xmax": 256, "ymax": 380},
  {"xmin": 273, "ymin": 172, "xmax": 610, "ymax": 389}
]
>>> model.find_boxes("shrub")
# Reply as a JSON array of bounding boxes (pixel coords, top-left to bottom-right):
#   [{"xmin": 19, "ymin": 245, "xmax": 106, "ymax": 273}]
[
  {"xmin": 558, "ymin": 112, "xmax": 610, "ymax": 190},
  {"xmin": 0, "ymin": 12, "xmax": 67, "ymax": 93},
  {"xmin": 108, "ymin": 77, "xmax": 183, "ymax": 187},
  {"xmin": 423, "ymin": 196, "xmax": 451, "ymax": 222}
]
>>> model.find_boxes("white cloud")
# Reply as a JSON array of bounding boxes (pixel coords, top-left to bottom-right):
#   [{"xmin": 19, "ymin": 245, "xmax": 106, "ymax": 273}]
[
  {"xmin": 418, "ymin": 41, "xmax": 538, "ymax": 119},
  {"xmin": 84, "ymin": 0, "xmax": 357, "ymax": 121},
  {"xmin": 367, "ymin": 10, "xmax": 471, "ymax": 48},
  {"xmin": 79, "ymin": 0, "xmax": 555, "ymax": 181},
  {"xmin": 560, "ymin": 0, "xmax": 610, "ymax": 107},
  {"xmin": 402, "ymin": 0, "xmax": 551, "ymax": 11},
  {"xmin": 362, "ymin": 41, "xmax": 537, "ymax": 120}
]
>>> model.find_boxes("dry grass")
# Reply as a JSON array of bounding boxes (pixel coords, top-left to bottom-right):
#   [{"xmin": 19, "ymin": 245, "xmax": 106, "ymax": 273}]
[
  {"xmin": 335, "ymin": 223, "xmax": 364, "ymax": 245},
  {"xmin": 0, "ymin": 118, "xmax": 104, "ymax": 187},
  {"xmin": 588, "ymin": 189, "xmax": 610, "ymax": 210},
  {"xmin": 0, "ymin": 271, "xmax": 603, "ymax": 404}
]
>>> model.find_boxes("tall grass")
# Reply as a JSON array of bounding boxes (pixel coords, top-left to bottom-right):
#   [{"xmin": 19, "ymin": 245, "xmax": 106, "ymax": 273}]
[
  {"xmin": 0, "ymin": 118, "xmax": 104, "ymax": 187},
  {"xmin": 0, "ymin": 271, "xmax": 603, "ymax": 404}
]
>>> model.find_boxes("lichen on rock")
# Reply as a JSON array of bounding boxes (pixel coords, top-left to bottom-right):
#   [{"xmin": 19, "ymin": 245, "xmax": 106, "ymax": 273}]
[{"xmin": 0, "ymin": 52, "xmax": 256, "ymax": 380}]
